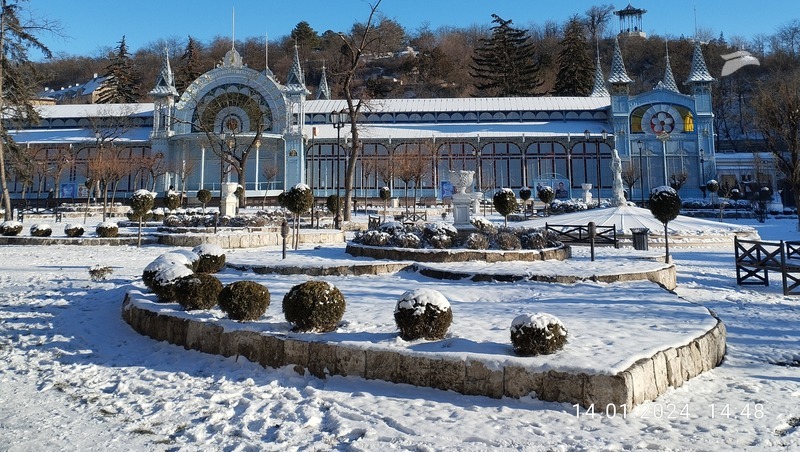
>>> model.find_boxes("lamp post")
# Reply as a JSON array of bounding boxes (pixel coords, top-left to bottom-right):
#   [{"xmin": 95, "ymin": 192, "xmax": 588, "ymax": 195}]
[
  {"xmin": 699, "ymin": 148, "xmax": 707, "ymax": 198},
  {"xmin": 330, "ymin": 109, "xmax": 347, "ymax": 229},
  {"xmin": 657, "ymin": 131, "xmax": 670, "ymax": 185},
  {"xmin": 637, "ymin": 139, "xmax": 644, "ymax": 206}
]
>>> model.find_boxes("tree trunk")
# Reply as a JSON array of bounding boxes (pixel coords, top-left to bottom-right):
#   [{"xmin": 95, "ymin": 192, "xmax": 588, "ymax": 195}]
[
  {"xmin": 664, "ymin": 222, "xmax": 670, "ymax": 263},
  {"xmin": 137, "ymin": 219, "xmax": 143, "ymax": 247}
]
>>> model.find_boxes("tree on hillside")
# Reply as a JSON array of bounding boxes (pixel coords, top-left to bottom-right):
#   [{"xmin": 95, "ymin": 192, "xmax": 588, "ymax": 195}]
[
  {"xmin": 470, "ymin": 14, "xmax": 543, "ymax": 97},
  {"xmin": 752, "ymin": 67, "xmax": 800, "ymax": 230},
  {"xmin": 176, "ymin": 36, "xmax": 203, "ymax": 93},
  {"xmin": 584, "ymin": 4, "xmax": 615, "ymax": 43},
  {"xmin": 0, "ymin": 0, "xmax": 58, "ymax": 220},
  {"xmin": 291, "ymin": 21, "xmax": 321, "ymax": 50},
  {"xmin": 554, "ymin": 16, "xmax": 592, "ymax": 96},
  {"xmin": 97, "ymin": 36, "xmax": 138, "ymax": 103}
]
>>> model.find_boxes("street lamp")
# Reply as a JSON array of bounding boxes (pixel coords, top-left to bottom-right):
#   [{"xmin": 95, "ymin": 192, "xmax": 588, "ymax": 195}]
[
  {"xmin": 330, "ymin": 109, "xmax": 348, "ymax": 229},
  {"xmin": 699, "ymin": 148, "xmax": 707, "ymax": 198},
  {"xmin": 637, "ymin": 139, "xmax": 644, "ymax": 206}
]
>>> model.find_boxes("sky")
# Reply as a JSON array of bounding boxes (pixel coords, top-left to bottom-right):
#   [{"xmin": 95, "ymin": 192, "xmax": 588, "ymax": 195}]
[{"xmin": 26, "ymin": 0, "xmax": 800, "ymax": 60}]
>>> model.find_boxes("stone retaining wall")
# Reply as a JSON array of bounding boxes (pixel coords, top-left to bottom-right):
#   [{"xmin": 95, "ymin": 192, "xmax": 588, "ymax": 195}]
[
  {"xmin": 227, "ymin": 262, "xmax": 412, "ymax": 276},
  {"xmin": 0, "ymin": 236, "xmax": 159, "ymax": 246},
  {"xmin": 412, "ymin": 263, "xmax": 677, "ymax": 290},
  {"xmin": 123, "ymin": 295, "xmax": 725, "ymax": 411},
  {"xmin": 158, "ymin": 231, "xmax": 344, "ymax": 248},
  {"xmin": 346, "ymin": 243, "xmax": 570, "ymax": 263}
]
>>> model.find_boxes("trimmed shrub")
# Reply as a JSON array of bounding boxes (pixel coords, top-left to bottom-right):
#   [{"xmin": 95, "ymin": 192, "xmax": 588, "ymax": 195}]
[
  {"xmin": 95, "ymin": 222, "xmax": 119, "ymax": 238},
  {"xmin": 423, "ymin": 222, "xmax": 458, "ymax": 249},
  {"xmin": 142, "ymin": 251, "xmax": 199, "ymax": 292},
  {"xmin": 705, "ymin": 179, "xmax": 719, "ymax": 194},
  {"xmin": 174, "ymin": 273, "xmax": 223, "ymax": 311},
  {"xmin": 538, "ymin": 185, "xmax": 555, "ymax": 204},
  {"xmin": 0, "ymin": 221, "xmax": 22, "ymax": 236},
  {"xmin": 197, "ymin": 189, "xmax": 212, "ymax": 209},
  {"xmin": 649, "ymin": 186, "xmax": 681, "ymax": 225},
  {"xmin": 391, "ymin": 232, "xmax": 421, "ymax": 248},
  {"xmin": 356, "ymin": 230, "xmax": 391, "ymax": 246},
  {"xmin": 496, "ymin": 231, "xmax": 521, "ymax": 250},
  {"xmin": 470, "ymin": 216, "xmax": 496, "ymax": 234},
  {"xmin": 64, "ymin": 223, "xmax": 84, "ymax": 237},
  {"xmin": 30, "ymin": 224, "xmax": 52, "ymax": 237},
  {"xmin": 519, "ymin": 187, "xmax": 532, "ymax": 201},
  {"xmin": 151, "ymin": 208, "xmax": 167, "ymax": 221},
  {"xmin": 218, "ymin": 280, "xmax": 271, "ymax": 321},
  {"xmin": 510, "ymin": 313, "xmax": 568, "ymax": 356},
  {"xmin": 378, "ymin": 221, "xmax": 405, "ymax": 236},
  {"xmin": 282, "ymin": 280, "xmax": 346, "ymax": 332},
  {"xmin": 394, "ymin": 288, "xmax": 452, "ymax": 341},
  {"xmin": 493, "ymin": 188, "xmax": 518, "ymax": 217},
  {"xmin": 326, "ymin": 194, "xmax": 341, "ymax": 215},
  {"xmin": 164, "ymin": 190, "xmax": 181, "ymax": 210},
  {"xmin": 127, "ymin": 209, "xmax": 152, "ymax": 222},
  {"xmin": 465, "ymin": 232, "xmax": 490, "ymax": 250},
  {"xmin": 520, "ymin": 229, "xmax": 561, "ymax": 250},
  {"xmin": 379, "ymin": 186, "xmax": 391, "ymax": 201},
  {"xmin": 192, "ymin": 244, "xmax": 226, "ymax": 274}
]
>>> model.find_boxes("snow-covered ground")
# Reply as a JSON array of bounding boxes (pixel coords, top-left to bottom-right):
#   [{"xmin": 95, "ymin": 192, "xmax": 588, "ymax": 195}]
[{"xmin": 1, "ymin": 216, "xmax": 799, "ymax": 450}]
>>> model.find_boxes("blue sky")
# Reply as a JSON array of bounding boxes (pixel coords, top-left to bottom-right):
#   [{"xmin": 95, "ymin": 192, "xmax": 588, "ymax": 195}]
[{"xmin": 28, "ymin": 0, "xmax": 799, "ymax": 59}]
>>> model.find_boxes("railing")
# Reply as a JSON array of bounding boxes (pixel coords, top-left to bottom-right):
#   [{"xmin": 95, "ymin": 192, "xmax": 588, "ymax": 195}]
[
  {"xmin": 545, "ymin": 223, "xmax": 618, "ymax": 248},
  {"xmin": 734, "ymin": 237, "xmax": 800, "ymax": 295}
]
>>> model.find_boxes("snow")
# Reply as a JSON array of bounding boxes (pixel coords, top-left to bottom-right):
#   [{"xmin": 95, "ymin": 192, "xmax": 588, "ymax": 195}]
[
  {"xmin": 395, "ymin": 288, "xmax": 450, "ymax": 314},
  {"xmin": 192, "ymin": 243, "xmax": 224, "ymax": 257},
  {"xmin": 30, "ymin": 223, "xmax": 52, "ymax": 232},
  {"xmin": 0, "ymin": 217, "xmax": 799, "ymax": 449},
  {"xmin": 511, "ymin": 313, "xmax": 566, "ymax": 336}
]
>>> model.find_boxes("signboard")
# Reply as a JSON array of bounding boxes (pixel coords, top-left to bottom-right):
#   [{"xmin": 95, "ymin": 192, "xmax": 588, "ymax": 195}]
[
  {"xmin": 533, "ymin": 179, "xmax": 571, "ymax": 200},
  {"xmin": 59, "ymin": 183, "xmax": 76, "ymax": 199},
  {"xmin": 440, "ymin": 181, "xmax": 454, "ymax": 199}
]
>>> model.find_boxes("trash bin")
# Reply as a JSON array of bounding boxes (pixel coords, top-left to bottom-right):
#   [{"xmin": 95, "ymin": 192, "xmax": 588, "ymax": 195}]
[{"xmin": 630, "ymin": 228, "xmax": 649, "ymax": 251}]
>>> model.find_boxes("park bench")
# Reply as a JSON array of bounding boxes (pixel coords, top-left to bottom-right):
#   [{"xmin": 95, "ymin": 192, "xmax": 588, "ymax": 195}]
[
  {"xmin": 734, "ymin": 237, "xmax": 800, "ymax": 296},
  {"xmin": 545, "ymin": 223, "xmax": 619, "ymax": 248},
  {"xmin": 368, "ymin": 215, "xmax": 381, "ymax": 230},
  {"xmin": 16, "ymin": 199, "xmax": 62, "ymax": 223}
]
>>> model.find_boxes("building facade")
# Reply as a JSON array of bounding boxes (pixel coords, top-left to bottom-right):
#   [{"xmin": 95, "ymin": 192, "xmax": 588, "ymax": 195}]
[{"xmin": 7, "ymin": 37, "xmax": 776, "ymax": 207}]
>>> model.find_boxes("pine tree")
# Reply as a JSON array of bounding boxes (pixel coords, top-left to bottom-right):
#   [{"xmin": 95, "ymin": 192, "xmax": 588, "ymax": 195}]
[
  {"xmin": 176, "ymin": 35, "xmax": 202, "ymax": 93},
  {"xmin": 97, "ymin": 36, "xmax": 138, "ymax": 103},
  {"xmin": 290, "ymin": 21, "xmax": 320, "ymax": 50},
  {"xmin": 0, "ymin": 0, "xmax": 53, "ymax": 219},
  {"xmin": 554, "ymin": 17, "xmax": 593, "ymax": 96},
  {"xmin": 470, "ymin": 14, "xmax": 543, "ymax": 97}
]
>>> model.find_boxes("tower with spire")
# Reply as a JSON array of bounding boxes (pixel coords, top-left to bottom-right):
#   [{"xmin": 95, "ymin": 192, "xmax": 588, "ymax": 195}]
[
  {"xmin": 607, "ymin": 38, "xmax": 633, "ymax": 152},
  {"xmin": 316, "ymin": 63, "xmax": 331, "ymax": 100},
  {"xmin": 150, "ymin": 47, "xmax": 178, "ymax": 145},
  {"xmin": 686, "ymin": 40, "xmax": 716, "ymax": 177},
  {"xmin": 283, "ymin": 43, "xmax": 311, "ymax": 187},
  {"xmin": 656, "ymin": 43, "xmax": 680, "ymax": 93}
]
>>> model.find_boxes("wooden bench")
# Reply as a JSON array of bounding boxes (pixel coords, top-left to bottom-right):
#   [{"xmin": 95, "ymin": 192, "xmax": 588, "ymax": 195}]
[
  {"xmin": 545, "ymin": 223, "xmax": 619, "ymax": 248},
  {"xmin": 735, "ymin": 237, "xmax": 800, "ymax": 295},
  {"xmin": 16, "ymin": 201, "xmax": 63, "ymax": 223},
  {"xmin": 368, "ymin": 215, "xmax": 381, "ymax": 230},
  {"xmin": 401, "ymin": 211, "xmax": 427, "ymax": 225}
]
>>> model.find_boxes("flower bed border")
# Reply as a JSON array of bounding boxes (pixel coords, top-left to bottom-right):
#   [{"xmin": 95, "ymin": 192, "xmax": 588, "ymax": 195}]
[
  {"xmin": 345, "ymin": 242, "xmax": 570, "ymax": 263},
  {"xmin": 122, "ymin": 293, "xmax": 726, "ymax": 412}
]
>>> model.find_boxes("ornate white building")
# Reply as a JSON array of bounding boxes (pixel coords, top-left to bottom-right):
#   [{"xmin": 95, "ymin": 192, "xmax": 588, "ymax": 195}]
[{"xmin": 7, "ymin": 37, "xmax": 779, "ymax": 207}]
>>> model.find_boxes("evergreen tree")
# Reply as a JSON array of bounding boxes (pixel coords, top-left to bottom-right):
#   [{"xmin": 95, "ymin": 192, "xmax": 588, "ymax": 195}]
[
  {"xmin": 290, "ymin": 21, "xmax": 320, "ymax": 49},
  {"xmin": 0, "ymin": 0, "xmax": 53, "ymax": 220},
  {"xmin": 97, "ymin": 36, "xmax": 138, "ymax": 103},
  {"xmin": 554, "ymin": 16, "xmax": 592, "ymax": 96},
  {"xmin": 470, "ymin": 14, "xmax": 542, "ymax": 97},
  {"xmin": 176, "ymin": 35, "xmax": 203, "ymax": 93}
]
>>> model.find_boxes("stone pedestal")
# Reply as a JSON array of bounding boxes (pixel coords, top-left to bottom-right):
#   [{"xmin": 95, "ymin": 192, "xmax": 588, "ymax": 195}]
[
  {"xmin": 582, "ymin": 183, "xmax": 593, "ymax": 205},
  {"xmin": 220, "ymin": 182, "xmax": 239, "ymax": 217},
  {"xmin": 470, "ymin": 192, "xmax": 483, "ymax": 215},
  {"xmin": 452, "ymin": 193, "xmax": 473, "ymax": 227}
]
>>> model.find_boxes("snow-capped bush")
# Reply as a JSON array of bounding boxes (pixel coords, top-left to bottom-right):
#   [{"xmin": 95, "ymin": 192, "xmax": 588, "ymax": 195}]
[
  {"xmin": 538, "ymin": 185, "xmax": 555, "ymax": 204},
  {"xmin": 218, "ymin": 281, "xmax": 271, "ymax": 321},
  {"xmin": 151, "ymin": 208, "xmax": 167, "ymax": 221},
  {"xmin": 465, "ymin": 232, "xmax": 490, "ymax": 250},
  {"xmin": 142, "ymin": 251, "xmax": 199, "ymax": 302},
  {"xmin": 282, "ymin": 280, "xmax": 346, "ymax": 332},
  {"xmin": 493, "ymin": 188, "xmax": 518, "ymax": 218},
  {"xmin": 520, "ymin": 229, "xmax": 562, "ymax": 250},
  {"xmin": 64, "ymin": 223, "xmax": 84, "ymax": 238},
  {"xmin": 706, "ymin": 179, "xmax": 719, "ymax": 193},
  {"xmin": 355, "ymin": 230, "xmax": 391, "ymax": 246},
  {"xmin": 394, "ymin": 288, "xmax": 452, "ymax": 341},
  {"xmin": 378, "ymin": 221, "xmax": 405, "ymax": 236},
  {"xmin": 95, "ymin": 222, "xmax": 119, "ymax": 238},
  {"xmin": 391, "ymin": 232, "xmax": 421, "ymax": 248},
  {"xmin": 30, "ymin": 223, "xmax": 52, "ymax": 237},
  {"xmin": 164, "ymin": 190, "xmax": 181, "ymax": 211},
  {"xmin": 470, "ymin": 216, "xmax": 496, "ymax": 234},
  {"xmin": 649, "ymin": 186, "xmax": 681, "ymax": 225},
  {"xmin": 192, "ymin": 244, "xmax": 226, "ymax": 274},
  {"xmin": 495, "ymin": 231, "xmax": 521, "ymax": 250},
  {"xmin": 174, "ymin": 273, "xmax": 223, "ymax": 311},
  {"xmin": 423, "ymin": 222, "xmax": 458, "ymax": 249},
  {"xmin": 510, "ymin": 313, "xmax": 568, "ymax": 356},
  {"xmin": 0, "ymin": 221, "xmax": 22, "ymax": 236}
]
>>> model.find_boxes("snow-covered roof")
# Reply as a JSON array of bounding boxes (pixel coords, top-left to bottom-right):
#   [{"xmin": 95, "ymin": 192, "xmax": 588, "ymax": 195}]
[
  {"xmin": 306, "ymin": 120, "xmax": 611, "ymax": 140},
  {"xmin": 34, "ymin": 103, "xmax": 155, "ymax": 119},
  {"xmin": 9, "ymin": 127, "xmax": 152, "ymax": 144},
  {"xmin": 306, "ymin": 97, "xmax": 610, "ymax": 115}
]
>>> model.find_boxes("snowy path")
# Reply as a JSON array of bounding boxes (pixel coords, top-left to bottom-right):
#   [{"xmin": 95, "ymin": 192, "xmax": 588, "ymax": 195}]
[{"xmin": 0, "ymin": 224, "xmax": 798, "ymax": 450}]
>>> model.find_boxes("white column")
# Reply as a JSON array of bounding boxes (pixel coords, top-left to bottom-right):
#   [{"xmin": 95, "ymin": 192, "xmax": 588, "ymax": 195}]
[
  {"xmin": 254, "ymin": 141, "xmax": 260, "ymax": 191},
  {"xmin": 200, "ymin": 146, "xmax": 206, "ymax": 189}
]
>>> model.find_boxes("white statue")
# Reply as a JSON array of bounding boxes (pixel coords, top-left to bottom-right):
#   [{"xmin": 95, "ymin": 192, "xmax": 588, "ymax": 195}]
[{"xmin": 610, "ymin": 149, "xmax": 627, "ymax": 207}]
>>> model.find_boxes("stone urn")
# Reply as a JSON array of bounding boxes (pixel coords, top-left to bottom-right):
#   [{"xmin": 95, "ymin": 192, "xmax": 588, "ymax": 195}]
[{"xmin": 449, "ymin": 170, "xmax": 475, "ymax": 194}]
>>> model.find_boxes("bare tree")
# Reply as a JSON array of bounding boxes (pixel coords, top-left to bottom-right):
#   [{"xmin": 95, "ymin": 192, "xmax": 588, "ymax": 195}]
[
  {"xmin": 621, "ymin": 161, "xmax": 641, "ymax": 199},
  {"xmin": 50, "ymin": 145, "xmax": 74, "ymax": 199},
  {"xmin": 87, "ymin": 105, "xmax": 138, "ymax": 220},
  {"xmin": 752, "ymin": 67, "xmax": 800, "ymax": 229},
  {"xmin": 336, "ymin": 0, "xmax": 383, "ymax": 222}
]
